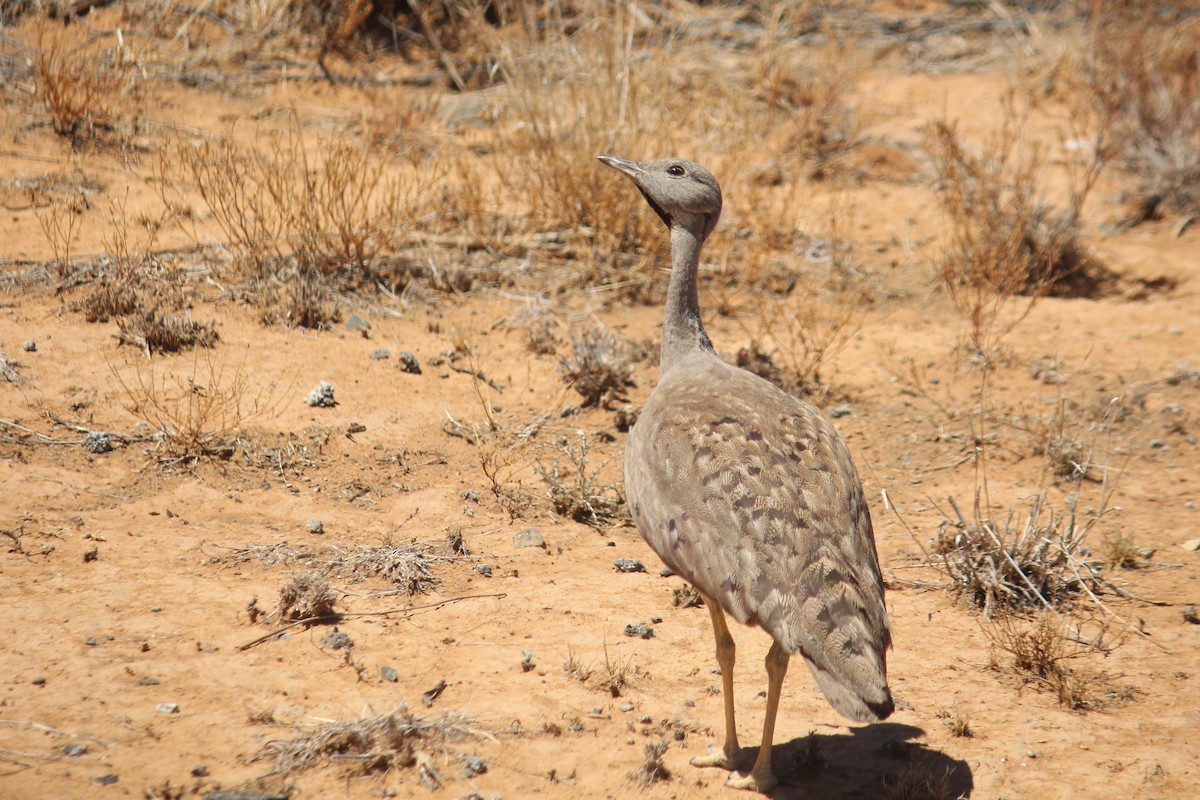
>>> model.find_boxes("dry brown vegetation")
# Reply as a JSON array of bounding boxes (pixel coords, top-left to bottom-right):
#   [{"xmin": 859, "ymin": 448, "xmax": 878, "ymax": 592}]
[{"xmin": 1, "ymin": 2, "xmax": 1198, "ymax": 799}]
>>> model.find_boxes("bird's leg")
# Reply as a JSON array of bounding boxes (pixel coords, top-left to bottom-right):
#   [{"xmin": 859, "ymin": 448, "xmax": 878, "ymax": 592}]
[
  {"xmin": 726, "ymin": 640, "xmax": 790, "ymax": 793},
  {"xmin": 689, "ymin": 594, "xmax": 742, "ymax": 772}
]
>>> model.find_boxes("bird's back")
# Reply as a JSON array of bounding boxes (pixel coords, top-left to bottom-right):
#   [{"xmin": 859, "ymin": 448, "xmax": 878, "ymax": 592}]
[{"xmin": 625, "ymin": 354, "xmax": 893, "ymax": 722}]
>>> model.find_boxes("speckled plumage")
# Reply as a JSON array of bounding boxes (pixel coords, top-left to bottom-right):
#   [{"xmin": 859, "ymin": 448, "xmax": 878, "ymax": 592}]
[
  {"xmin": 599, "ymin": 154, "xmax": 892, "ymax": 791},
  {"xmin": 625, "ymin": 353, "xmax": 893, "ymax": 722}
]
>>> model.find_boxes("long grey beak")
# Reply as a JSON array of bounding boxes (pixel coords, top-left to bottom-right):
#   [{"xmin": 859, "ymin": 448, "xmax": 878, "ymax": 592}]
[{"xmin": 597, "ymin": 155, "xmax": 644, "ymax": 178}]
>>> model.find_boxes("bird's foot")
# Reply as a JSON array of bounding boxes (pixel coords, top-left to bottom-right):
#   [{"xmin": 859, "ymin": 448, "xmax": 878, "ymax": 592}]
[
  {"xmin": 724, "ymin": 767, "xmax": 779, "ymax": 794},
  {"xmin": 689, "ymin": 745, "xmax": 740, "ymax": 772}
]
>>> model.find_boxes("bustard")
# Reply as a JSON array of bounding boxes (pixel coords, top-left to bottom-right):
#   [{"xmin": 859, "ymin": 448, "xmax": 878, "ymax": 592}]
[{"xmin": 598, "ymin": 155, "xmax": 893, "ymax": 793}]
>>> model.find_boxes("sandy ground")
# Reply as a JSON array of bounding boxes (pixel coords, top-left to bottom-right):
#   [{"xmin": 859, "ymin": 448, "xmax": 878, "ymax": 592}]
[{"xmin": 2, "ymin": 6, "xmax": 1200, "ymax": 800}]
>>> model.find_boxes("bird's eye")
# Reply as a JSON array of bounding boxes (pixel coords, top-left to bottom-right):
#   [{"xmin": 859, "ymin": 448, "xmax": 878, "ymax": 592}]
[{"xmin": 667, "ymin": 165, "xmax": 685, "ymax": 176}]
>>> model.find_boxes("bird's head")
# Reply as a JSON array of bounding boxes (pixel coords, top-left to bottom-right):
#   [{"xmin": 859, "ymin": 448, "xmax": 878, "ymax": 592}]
[{"xmin": 597, "ymin": 156, "xmax": 723, "ymax": 241}]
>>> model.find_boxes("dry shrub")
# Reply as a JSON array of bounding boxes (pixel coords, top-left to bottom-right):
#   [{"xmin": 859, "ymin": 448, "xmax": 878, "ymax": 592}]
[
  {"xmin": 255, "ymin": 267, "xmax": 342, "ymax": 330},
  {"xmin": 885, "ymin": 760, "xmax": 956, "ymax": 800},
  {"xmin": 254, "ymin": 705, "xmax": 486, "ymax": 777},
  {"xmin": 165, "ymin": 119, "xmax": 422, "ymax": 283},
  {"xmin": 113, "ymin": 348, "xmax": 285, "ymax": 463},
  {"xmin": 276, "ymin": 570, "xmax": 339, "ymax": 622},
  {"xmin": 926, "ymin": 97, "xmax": 1093, "ymax": 356},
  {"xmin": 986, "ymin": 611, "xmax": 1130, "ymax": 711},
  {"xmin": 631, "ymin": 740, "xmax": 670, "ymax": 787},
  {"xmin": 734, "ymin": 248, "xmax": 869, "ymax": 400},
  {"xmin": 31, "ymin": 21, "xmax": 139, "ymax": 143},
  {"xmin": 558, "ymin": 325, "xmax": 635, "ymax": 409},
  {"xmin": 535, "ymin": 432, "xmax": 627, "ymax": 530},
  {"xmin": 1070, "ymin": 5, "xmax": 1200, "ymax": 216},
  {"xmin": 493, "ymin": 2, "xmax": 694, "ymax": 277},
  {"xmin": 327, "ymin": 542, "xmax": 448, "ymax": 595},
  {"xmin": 116, "ymin": 308, "xmax": 220, "ymax": 355},
  {"xmin": 75, "ymin": 284, "xmax": 142, "ymax": 323},
  {"xmin": 750, "ymin": 9, "xmax": 869, "ymax": 182},
  {"xmin": 929, "ymin": 493, "xmax": 1109, "ymax": 620}
]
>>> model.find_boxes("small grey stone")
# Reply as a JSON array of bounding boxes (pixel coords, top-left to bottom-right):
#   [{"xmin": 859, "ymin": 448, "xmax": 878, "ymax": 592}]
[
  {"xmin": 674, "ymin": 729, "xmax": 686, "ymax": 740},
  {"xmin": 137, "ymin": 676, "xmax": 160, "ymax": 686},
  {"xmin": 62, "ymin": 742, "xmax": 88, "ymax": 757},
  {"xmin": 305, "ymin": 381, "xmax": 337, "ymax": 408},
  {"xmin": 396, "ymin": 351, "xmax": 422, "ymax": 374},
  {"xmin": 659, "ymin": 567, "xmax": 673, "ymax": 577},
  {"xmin": 345, "ymin": 313, "xmax": 371, "ymax": 332},
  {"xmin": 513, "ymin": 528, "xmax": 545, "ymax": 549},
  {"xmin": 1150, "ymin": 439, "xmax": 1167, "ymax": 449},
  {"xmin": 95, "ymin": 774, "xmax": 118, "ymax": 785},
  {"xmin": 370, "ymin": 348, "xmax": 391, "ymax": 360},
  {"xmin": 191, "ymin": 764, "xmax": 209, "ymax": 777},
  {"xmin": 619, "ymin": 703, "xmax": 635, "ymax": 713},
  {"xmin": 320, "ymin": 630, "xmax": 352, "ymax": 650},
  {"xmin": 624, "ymin": 623, "xmax": 654, "ymax": 639},
  {"xmin": 156, "ymin": 703, "xmax": 179, "ymax": 714},
  {"xmin": 22, "ymin": 339, "xmax": 36, "ymax": 352},
  {"xmin": 478, "ymin": 563, "xmax": 493, "ymax": 577},
  {"xmin": 614, "ymin": 558, "xmax": 646, "ymax": 573},
  {"xmin": 650, "ymin": 615, "xmax": 663, "ymax": 624},
  {"xmin": 639, "ymin": 714, "xmax": 652, "ymax": 723},
  {"xmin": 84, "ymin": 431, "xmax": 113, "ymax": 454},
  {"xmin": 381, "ymin": 666, "xmax": 398, "ymax": 682},
  {"xmin": 827, "ymin": 404, "xmax": 852, "ymax": 418},
  {"xmin": 306, "ymin": 519, "xmax": 324, "ymax": 534},
  {"xmin": 84, "ymin": 636, "xmax": 97, "ymax": 646},
  {"xmin": 461, "ymin": 756, "xmax": 488, "ymax": 778}
]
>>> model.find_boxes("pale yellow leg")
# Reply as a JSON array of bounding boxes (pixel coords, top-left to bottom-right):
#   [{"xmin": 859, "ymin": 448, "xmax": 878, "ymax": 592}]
[
  {"xmin": 726, "ymin": 640, "xmax": 790, "ymax": 793},
  {"xmin": 689, "ymin": 593, "xmax": 742, "ymax": 771}
]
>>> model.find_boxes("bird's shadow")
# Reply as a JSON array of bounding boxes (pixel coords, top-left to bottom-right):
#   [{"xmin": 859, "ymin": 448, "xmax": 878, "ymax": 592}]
[{"xmin": 721, "ymin": 723, "xmax": 973, "ymax": 799}]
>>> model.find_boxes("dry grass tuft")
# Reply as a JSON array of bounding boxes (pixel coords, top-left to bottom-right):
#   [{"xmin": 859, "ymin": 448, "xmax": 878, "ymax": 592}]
[
  {"xmin": 536, "ymin": 432, "xmax": 628, "ymax": 530},
  {"xmin": 254, "ymin": 267, "xmax": 342, "ymax": 330},
  {"xmin": 986, "ymin": 611, "xmax": 1131, "ymax": 711},
  {"xmin": 885, "ymin": 760, "xmax": 956, "ymax": 800},
  {"xmin": 1067, "ymin": 6, "xmax": 1200, "ymax": 217},
  {"xmin": 254, "ymin": 705, "xmax": 487, "ymax": 778},
  {"xmin": 30, "ymin": 21, "xmax": 138, "ymax": 143},
  {"xmin": 926, "ymin": 96, "xmax": 1096, "ymax": 356},
  {"xmin": 116, "ymin": 308, "xmax": 220, "ymax": 355},
  {"xmin": 928, "ymin": 493, "xmax": 1108, "ymax": 619},
  {"xmin": 631, "ymin": 740, "xmax": 670, "ymax": 787},
  {"xmin": 558, "ymin": 325, "xmax": 636, "ymax": 409},
  {"xmin": 275, "ymin": 570, "xmax": 339, "ymax": 623},
  {"xmin": 327, "ymin": 542, "xmax": 448, "ymax": 595},
  {"xmin": 113, "ymin": 349, "xmax": 285, "ymax": 464}
]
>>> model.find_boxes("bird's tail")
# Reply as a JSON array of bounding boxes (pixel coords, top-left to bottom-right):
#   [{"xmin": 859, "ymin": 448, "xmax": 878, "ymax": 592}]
[{"xmin": 802, "ymin": 653, "xmax": 894, "ymax": 722}]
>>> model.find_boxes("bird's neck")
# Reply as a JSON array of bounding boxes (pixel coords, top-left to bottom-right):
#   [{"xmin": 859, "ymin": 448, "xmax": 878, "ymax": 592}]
[{"xmin": 661, "ymin": 223, "xmax": 716, "ymax": 372}]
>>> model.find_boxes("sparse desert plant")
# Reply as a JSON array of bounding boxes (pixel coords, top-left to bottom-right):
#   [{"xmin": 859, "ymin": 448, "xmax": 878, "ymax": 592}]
[
  {"xmin": 112, "ymin": 348, "xmax": 286, "ymax": 463},
  {"xmin": 275, "ymin": 570, "xmax": 339, "ymax": 623},
  {"xmin": 926, "ymin": 96, "xmax": 1091, "ymax": 357},
  {"xmin": 165, "ymin": 119, "xmax": 422, "ymax": 282},
  {"xmin": 493, "ymin": 2, "xmax": 690, "ymax": 270},
  {"xmin": 254, "ymin": 266, "xmax": 342, "ymax": 330},
  {"xmin": 631, "ymin": 740, "xmax": 671, "ymax": 787},
  {"xmin": 31, "ymin": 22, "xmax": 138, "ymax": 142},
  {"xmin": 253, "ymin": 705, "xmax": 487, "ymax": 778},
  {"xmin": 751, "ymin": 9, "xmax": 869, "ymax": 181},
  {"xmin": 35, "ymin": 198, "xmax": 85, "ymax": 276},
  {"xmin": 558, "ymin": 325, "xmax": 635, "ymax": 409},
  {"xmin": 731, "ymin": 206, "xmax": 870, "ymax": 398},
  {"xmin": 926, "ymin": 492, "xmax": 1112, "ymax": 620},
  {"xmin": 116, "ymin": 308, "xmax": 220, "ymax": 355},
  {"xmin": 1069, "ymin": 5, "xmax": 1200, "ymax": 217},
  {"xmin": 885, "ymin": 760, "xmax": 956, "ymax": 800},
  {"xmin": 986, "ymin": 611, "xmax": 1128, "ymax": 711},
  {"xmin": 536, "ymin": 432, "xmax": 628, "ymax": 530},
  {"xmin": 594, "ymin": 641, "xmax": 639, "ymax": 698}
]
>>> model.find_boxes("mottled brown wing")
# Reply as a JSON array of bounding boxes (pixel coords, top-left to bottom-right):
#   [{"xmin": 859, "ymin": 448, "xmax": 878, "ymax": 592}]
[{"xmin": 625, "ymin": 358, "xmax": 893, "ymax": 721}]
